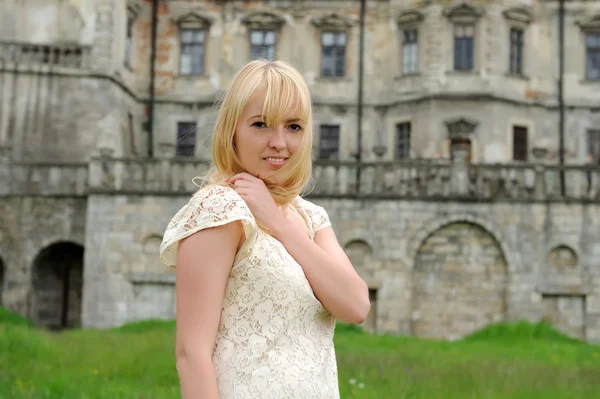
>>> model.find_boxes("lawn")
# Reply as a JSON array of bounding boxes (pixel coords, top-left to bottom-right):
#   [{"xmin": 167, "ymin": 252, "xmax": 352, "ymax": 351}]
[{"xmin": 1, "ymin": 307, "xmax": 599, "ymax": 399}]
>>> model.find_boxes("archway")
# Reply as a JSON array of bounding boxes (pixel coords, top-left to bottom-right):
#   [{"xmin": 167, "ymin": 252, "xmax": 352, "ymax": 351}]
[
  {"xmin": 31, "ymin": 242, "xmax": 84, "ymax": 329},
  {"xmin": 345, "ymin": 240, "xmax": 377, "ymax": 333},
  {"xmin": 411, "ymin": 222, "xmax": 507, "ymax": 340}
]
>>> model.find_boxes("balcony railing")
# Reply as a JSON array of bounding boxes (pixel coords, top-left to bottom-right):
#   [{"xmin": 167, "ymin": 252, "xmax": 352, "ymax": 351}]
[
  {"xmin": 3, "ymin": 157, "xmax": 600, "ymax": 201},
  {"xmin": 0, "ymin": 162, "xmax": 88, "ymax": 196},
  {"xmin": 0, "ymin": 41, "xmax": 91, "ymax": 69},
  {"xmin": 310, "ymin": 161, "xmax": 600, "ymax": 201},
  {"xmin": 88, "ymin": 157, "xmax": 211, "ymax": 194}
]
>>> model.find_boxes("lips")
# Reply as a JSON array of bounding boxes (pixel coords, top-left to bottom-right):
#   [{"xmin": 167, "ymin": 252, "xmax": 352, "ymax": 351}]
[{"xmin": 263, "ymin": 157, "xmax": 288, "ymax": 165}]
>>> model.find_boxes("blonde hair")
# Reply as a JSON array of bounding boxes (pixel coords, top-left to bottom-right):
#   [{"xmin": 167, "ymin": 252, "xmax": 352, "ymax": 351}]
[{"xmin": 197, "ymin": 59, "xmax": 314, "ymax": 207}]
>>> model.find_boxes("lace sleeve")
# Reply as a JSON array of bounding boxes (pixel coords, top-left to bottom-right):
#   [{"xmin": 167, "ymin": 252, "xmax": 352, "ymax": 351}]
[
  {"xmin": 297, "ymin": 198, "xmax": 331, "ymax": 235},
  {"xmin": 159, "ymin": 184, "xmax": 256, "ymax": 267}
]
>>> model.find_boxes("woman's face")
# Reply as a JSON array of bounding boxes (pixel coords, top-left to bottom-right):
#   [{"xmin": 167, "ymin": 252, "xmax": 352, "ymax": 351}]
[{"xmin": 233, "ymin": 87, "xmax": 304, "ymax": 181}]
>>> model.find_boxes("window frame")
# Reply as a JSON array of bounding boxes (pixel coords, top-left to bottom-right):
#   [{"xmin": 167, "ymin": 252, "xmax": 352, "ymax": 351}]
[
  {"xmin": 585, "ymin": 32, "xmax": 600, "ymax": 81},
  {"xmin": 576, "ymin": 14, "xmax": 600, "ymax": 82},
  {"xmin": 311, "ymin": 13, "xmax": 354, "ymax": 79},
  {"xmin": 249, "ymin": 29, "xmax": 278, "ymax": 61},
  {"xmin": 179, "ymin": 28, "xmax": 207, "ymax": 76},
  {"xmin": 396, "ymin": 10, "xmax": 424, "ymax": 76},
  {"xmin": 395, "ymin": 122, "xmax": 412, "ymax": 160},
  {"xmin": 320, "ymin": 31, "xmax": 347, "ymax": 78},
  {"xmin": 176, "ymin": 121, "xmax": 198, "ymax": 157},
  {"xmin": 512, "ymin": 125, "xmax": 528, "ymax": 162},
  {"xmin": 453, "ymin": 24, "xmax": 475, "ymax": 71},
  {"xmin": 443, "ymin": 3, "xmax": 483, "ymax": 73},
  {"xmin": 124, "ymin": 5, "xmax": 139, "ymax": 69},
  {"xmin": 503, "ymin": 7, "xmax": 532, "ymax": 77},
  {"xmin": 509, "ymin": 27, "xmax": 524, "ymax": 75},
  {"xmin": 175, "ymin": 13, "xmax": 212, "ymax": 77},
  {"xmin": 242, "ymin": 12, "xmax": 285, "ymax": 62},
  {"xmin": 318, "ymin": 124, "xmax": 341, "ymax": 160},
  {"xmin": 587, "ymin": 129, "xmax": 600, "ymax": 164}
]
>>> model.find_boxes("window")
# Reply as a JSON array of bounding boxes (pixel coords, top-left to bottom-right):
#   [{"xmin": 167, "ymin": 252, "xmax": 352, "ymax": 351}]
[
  {"xmin": 509, "ymin": 28, "xmax": 524, "ymax": 75},
  {"xmin": 402, "ymin": 29, "xmax": 419, "ymax": 74},
  {"xmin": 180, "ymin": 29, "xmax": 206, "ymax": 75},
  {"xmin": 586, "ymin": 33, "xmax": 600, "ymax": 81},
  {"xmin": 395, "ymin": 122, "xmax": 411, "ymax": 159},
  {"xmin": 321, "ymin": 32, "xmax": 346, "ymax": 77},
  {"xmin": 588, "ymin": 129, "xmax": 600, "ymax": 164},
  {"xmin": 513, "ymin": 126, "xmax": 528, "ymax": 161},
  {"xmin": 250, "ymin": 30, "xmax": 276, "ymax": 61},
  {"xmin": 454, "ymin": 24, "xmax": 474, "ymax": 71},
  {"xmin": 176, "ymin": 122, "xmax": 197, "ymax": 157},
  {"xmin": 319, "ymin": 125, "xmax": 340, "ymax": 160},
  {"xmin": 125, "ymin": 14, "xmax": 134, "ymax": 68},
  {"xmin": 128, "ymin": 113, "xmax": 137, "ymax": 155}
]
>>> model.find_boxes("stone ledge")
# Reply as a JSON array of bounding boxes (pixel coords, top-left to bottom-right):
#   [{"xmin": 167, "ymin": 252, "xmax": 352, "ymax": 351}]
[
  {"xmin": 536, "ymin": 283, "xmax": 592, "ymax": 296},
  {"xmin": 129, "ymin": 272, "xmax": 175, "ymax": 285}
]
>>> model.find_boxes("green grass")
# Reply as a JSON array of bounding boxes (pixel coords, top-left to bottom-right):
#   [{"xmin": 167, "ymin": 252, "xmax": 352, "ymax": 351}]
[{"xmin": 1, "ymin": 307, "xmax": 599, "ymax": 398}]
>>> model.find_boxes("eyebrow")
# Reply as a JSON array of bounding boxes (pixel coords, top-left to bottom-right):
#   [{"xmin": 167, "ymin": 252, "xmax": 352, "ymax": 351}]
[{"xmin": 247, "ymin": 115, "xmax": 302, "ymax": 123}]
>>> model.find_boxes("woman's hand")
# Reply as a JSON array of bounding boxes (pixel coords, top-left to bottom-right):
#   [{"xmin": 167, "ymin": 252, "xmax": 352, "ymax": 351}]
[{"xmin": 227, "ymin": 173, "xmax": 286, "ymax": 235}]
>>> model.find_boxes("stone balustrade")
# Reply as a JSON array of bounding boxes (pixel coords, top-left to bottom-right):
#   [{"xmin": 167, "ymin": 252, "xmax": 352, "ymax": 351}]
[
  {"xmin": 311, "ymin": 161, "xmax": 600, "ymax": 201},
  {"xmin": 3, "ymin": 157, "xmax": 600, "ymax": 201},
  {"xmin": 0, "ymin": 162, "xmax": 88, "ymax": 196},
  {"xmin": 0, "ymin": 41, "xmax": 92, "ymax": 69},
  {"xmin": 88, "ymin": 157, "xmax": 211, "ymax": 194}
]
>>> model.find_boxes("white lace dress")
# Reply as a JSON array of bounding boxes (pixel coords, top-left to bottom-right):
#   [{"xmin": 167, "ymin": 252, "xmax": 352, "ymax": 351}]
[{"xmin": 159, "ymin": 184, "xmax": 340, "ymax": 399}]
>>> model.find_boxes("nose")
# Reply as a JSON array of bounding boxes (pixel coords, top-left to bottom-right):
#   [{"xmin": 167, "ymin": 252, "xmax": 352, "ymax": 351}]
[{"xmin": 269, "ymin": 125, "xmax": 286, "ymax": 151}]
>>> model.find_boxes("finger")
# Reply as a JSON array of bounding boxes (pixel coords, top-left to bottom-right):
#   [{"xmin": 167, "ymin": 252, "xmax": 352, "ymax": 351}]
[
  {"xmin": 232, "ymin": 179, "xmax": 252, "ymax": 188},
  {"xmin": 227, "ymin": 173, "xmax": 250, "ymax": 184},
  {"xmin": 234, "ymin": 187, "xmax": 250, "ymax": 198}
]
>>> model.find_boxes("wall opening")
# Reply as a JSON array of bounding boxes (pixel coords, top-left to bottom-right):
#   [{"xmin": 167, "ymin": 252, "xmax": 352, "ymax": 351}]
[
  {"xmin": 411, "ymin": 222, "xmax": 508, "ymax": 340},
  {"xmin": 31, "ymin": 242, "xmax": 84, "ymax": 330}
]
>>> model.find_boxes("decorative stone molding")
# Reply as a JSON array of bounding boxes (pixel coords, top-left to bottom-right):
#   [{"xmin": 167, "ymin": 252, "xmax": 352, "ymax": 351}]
[
  {"xmin": 311, "ymin": 13, "xmax": 355, "ymax": 29},
  {"xmin": 126, "ymin": 0, "xmax": 142, "ymax": 19},
  {"xmin": 241, "ymin": 12, "xmax": 285, "ymax": 30},
  {"xmin": 175, "ymin": 12, "xmax": 213, "ymax": 30},
  {"xmin": 576, "ymin": 14, "xmax": 600, "ymax": 31},
  {"xmin": 396, "ymin": 10, "xmax": 425, "ymax": 26},
  {"xmin": 503, "ymin": 7, "xmax": 533, "ymax": 25},
  {"xmin": 444, "ymin": 117, "xmax": 478, "ymax": 139},
  {"xmin": 443, "ymin": 2, "xmax": 484, "ymax": 24},
  {"xmin": 406, "ymin": 213, "xmax": 515, "ymax": 273}
]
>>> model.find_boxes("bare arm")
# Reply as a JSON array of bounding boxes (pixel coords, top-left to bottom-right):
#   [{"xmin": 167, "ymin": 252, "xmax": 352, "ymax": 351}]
[
  {"xmin": 273, "ymin": 222, "xmax": 371, "ymax": 324},
  {"xmin": 227, "ymin": 172, "xmax": 370, "ymax": 324},
  {"xmin": 174, "ymin": 221, "xmax": 243, "ymax": 399}
]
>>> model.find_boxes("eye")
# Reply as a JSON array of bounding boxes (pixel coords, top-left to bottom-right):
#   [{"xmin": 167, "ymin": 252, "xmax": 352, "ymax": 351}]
[
  {"xmin": 251, "ymin": 121, "xmax": 267, "ymax": 129},
  {"xmin": 289, "ymin": 124, "xmax": 303, "ymax": 132}
]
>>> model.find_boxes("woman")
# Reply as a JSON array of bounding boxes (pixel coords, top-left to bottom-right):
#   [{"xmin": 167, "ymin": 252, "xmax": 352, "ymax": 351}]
[{"xmin": 159, "ymin": 59, "xmax": 370, "ymax": 399}]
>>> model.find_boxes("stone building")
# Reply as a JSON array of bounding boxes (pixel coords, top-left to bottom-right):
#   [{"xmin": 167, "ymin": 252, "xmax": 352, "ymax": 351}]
[{"xmin": 1, "ymin": 0, "xmax": 600, "ymax": 342}]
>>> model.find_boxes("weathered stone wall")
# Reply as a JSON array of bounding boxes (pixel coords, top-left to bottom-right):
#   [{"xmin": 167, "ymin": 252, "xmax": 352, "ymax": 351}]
[
  {"xmin": 0, "ymin": 197, "xmax": 87, "ymax": 320},
  {"xmin": 0, "ymin": 72, "xmax": 143, "ymax": 162},
  {"xmin": 79, "ymin": 192, "xmax": 600, "ymax": 343}
]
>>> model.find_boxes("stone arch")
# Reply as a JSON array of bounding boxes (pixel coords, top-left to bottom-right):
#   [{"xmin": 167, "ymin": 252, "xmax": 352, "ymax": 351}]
[
  {"xmin": 547, "ymin": 245, "xmax": 578, "ymax": 271},
  {"xmin": 345, "ymin": 239, "xmax": 372, "ymax": 268},
  {"xmin": 407, "ymin": 213, "xmax": 515, "ymax": 273},
  {"xmin": 410, "ymin": 221, "xmax": 508, "ymax": 341},
  {"xmin": 344, "ymin": 239, "xmax": 377, "ymax": 333},
  {"xmin": 30, "ymin": 241, "xmax": 84, "ymax": 330},
  {"xmin": 142, "ymin": 234, "xmax": 163, "ymax": 256}
]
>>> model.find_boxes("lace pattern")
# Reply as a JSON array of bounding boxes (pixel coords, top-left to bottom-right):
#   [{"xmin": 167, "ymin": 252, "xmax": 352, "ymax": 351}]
[{"xmin": 159, "ymin": 184, "xmax": 340, "ymax": 399}]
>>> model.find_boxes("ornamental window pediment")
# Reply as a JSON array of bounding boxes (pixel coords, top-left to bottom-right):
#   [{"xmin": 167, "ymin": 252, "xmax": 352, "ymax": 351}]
[
  {"xmin": 311, "ymin": 13, "xmax": 355, "ymax": 29},
  {"xmin": 396, "ymin": 10, "xmax": 424, "ymax": 26},
  {"xmin": 242, "ymin": 12, "xmax": 285, "ymax": 30},
  {"xmin": 443, "ymin": 2, "xmax": 483, "ymax": 24}
]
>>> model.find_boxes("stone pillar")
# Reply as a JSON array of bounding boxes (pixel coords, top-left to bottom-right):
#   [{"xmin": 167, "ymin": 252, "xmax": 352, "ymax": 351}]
[{"xmin": 450, "ymin": 147, "xmax": 469, "ymax": 196}]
